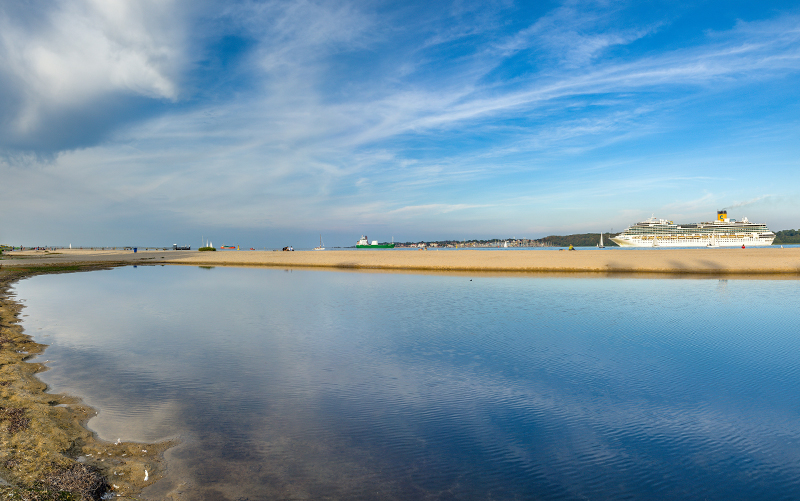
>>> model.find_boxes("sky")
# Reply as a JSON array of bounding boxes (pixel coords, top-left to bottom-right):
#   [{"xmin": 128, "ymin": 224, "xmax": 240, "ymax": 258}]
[{"xmin": 1, "ymin": 0, "xmax": 799, "ymax": 248}]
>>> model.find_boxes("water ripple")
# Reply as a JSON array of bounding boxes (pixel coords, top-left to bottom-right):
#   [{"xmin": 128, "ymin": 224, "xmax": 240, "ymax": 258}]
[{"xmin": 14, "ymin": 269, "xmax": 800, "ymax": 500}]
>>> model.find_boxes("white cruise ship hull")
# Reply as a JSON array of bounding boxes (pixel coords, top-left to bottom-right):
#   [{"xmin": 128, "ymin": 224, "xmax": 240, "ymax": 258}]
[{"xmin": 611, "ymin": 236, "xmax": 775, "ymax": 248}]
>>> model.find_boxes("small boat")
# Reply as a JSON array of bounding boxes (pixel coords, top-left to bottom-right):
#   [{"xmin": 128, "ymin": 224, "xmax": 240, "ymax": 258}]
[
  {"xmin": 314, "ymin": 235, "xmax": 325, "ymax": 251},
  {"xmin": 597, "ymin": 232, "xmax": 605, "ymax": 248},
  {"xmin": 220, "ymin": 245, "xmax": 236, "ymax": 249}
]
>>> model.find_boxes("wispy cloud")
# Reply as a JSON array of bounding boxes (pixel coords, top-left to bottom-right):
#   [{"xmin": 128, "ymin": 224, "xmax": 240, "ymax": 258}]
[
  {"xmin": 662, "ymin": 193, "xmax": 719, "ymax": 214},
  {"xmin": 726, "ymin": 195, "xmax": 774, "ymax": 209},
  {"xmin": 493, "ymin": 2, "xmax": 664, "ymax": 68},
  {"xmin": 387, "ymin": 203, "xmax": 493, "ymax": 217}
]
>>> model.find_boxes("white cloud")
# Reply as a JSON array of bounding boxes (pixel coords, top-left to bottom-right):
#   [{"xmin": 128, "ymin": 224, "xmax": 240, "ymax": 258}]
[{"xmin": 0, "ymin": 0, "xmax": 183, "ymax": 136}]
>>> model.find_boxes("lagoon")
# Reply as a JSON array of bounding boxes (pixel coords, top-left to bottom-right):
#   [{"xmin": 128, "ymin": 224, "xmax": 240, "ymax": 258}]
[{"xmin": 15, "ymin": 266, "xmax": 800, "ymax": 500}]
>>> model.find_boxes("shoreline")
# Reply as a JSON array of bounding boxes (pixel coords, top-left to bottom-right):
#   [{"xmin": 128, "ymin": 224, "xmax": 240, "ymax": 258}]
[
  {"xmin": 0, "ymin": 265, "xmax": 174, "ymax": 500},
  {"xmin": 2, "ymin": 248, "xmax": 800, "ymax": 275}
]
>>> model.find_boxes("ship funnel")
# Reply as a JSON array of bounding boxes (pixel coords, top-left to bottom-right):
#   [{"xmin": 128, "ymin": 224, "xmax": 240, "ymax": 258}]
[{"xmin": 717, "ymin": 210, "xmax": 728, "ymax": 222}]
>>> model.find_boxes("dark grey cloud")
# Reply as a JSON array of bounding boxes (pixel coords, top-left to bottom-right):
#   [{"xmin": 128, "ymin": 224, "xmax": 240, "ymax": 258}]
[
  {"xmin": 0, "ymin": 0, "xmax": 185, "ymax": 153},
  {"xmin": 1, "ymin": 93, "xmax": 174, "ymax": 153}
]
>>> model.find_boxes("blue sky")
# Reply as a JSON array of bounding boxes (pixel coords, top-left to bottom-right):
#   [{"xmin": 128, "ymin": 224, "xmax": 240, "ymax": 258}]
[{"xmin": 1, "ymin": 0, "xmax": 799, "ymax": 248}]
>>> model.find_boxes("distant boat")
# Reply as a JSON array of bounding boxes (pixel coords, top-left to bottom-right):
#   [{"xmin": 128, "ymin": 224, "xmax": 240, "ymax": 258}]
[
  {"xmin": 356, "ymin": 235, "xmax": 395, "ymax": 248},
  {"xmin": 220, "ymin": 245, "xmax": 236, "ymax": 249},
  {"xmin": 597, "ymin": 232, "xmax": 605, "ymax": 248},
  {"xmin": 314, "ymin": 235, "xmax": 325, "ymax": 251}
]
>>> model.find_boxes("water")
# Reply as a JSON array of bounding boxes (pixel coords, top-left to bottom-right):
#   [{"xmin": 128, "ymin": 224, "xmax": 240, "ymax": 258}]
[{"xmin": 14, "ymin": 266, "xmax": 800, "ymax": 500}]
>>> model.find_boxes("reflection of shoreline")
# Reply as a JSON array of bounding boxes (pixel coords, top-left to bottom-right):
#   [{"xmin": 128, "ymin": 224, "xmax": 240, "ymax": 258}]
[
  {"xmin": 4, "ymin": 248, "xmax": 800, "ymax": 275},
  {"xmin": 0, "ymin": 266, "xmax": 174, "ymax": 499}
]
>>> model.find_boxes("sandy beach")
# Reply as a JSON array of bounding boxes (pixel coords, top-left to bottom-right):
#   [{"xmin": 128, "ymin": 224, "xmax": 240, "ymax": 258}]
[{"xmin": 3, "ymin": 247, "xmax": 800, "ymax": 275}]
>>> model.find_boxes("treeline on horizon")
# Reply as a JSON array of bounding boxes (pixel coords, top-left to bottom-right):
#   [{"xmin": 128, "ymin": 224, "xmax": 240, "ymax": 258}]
[
  {"xmin": 774, "ymin": 229, "xmax": 800, "ymax": 244},
  {"xmin": 397, "ymin": 233, "xmax": 618, "ymax": 247},
  {"xmin": 536, "ymin": 233, "xmax": 620, "ymax": 247}
]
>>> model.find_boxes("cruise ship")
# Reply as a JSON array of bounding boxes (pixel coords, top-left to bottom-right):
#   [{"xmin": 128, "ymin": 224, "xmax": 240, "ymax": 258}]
[{"xmin": 611, "ymin": 210, "xmax": 775, "ymax": 248}]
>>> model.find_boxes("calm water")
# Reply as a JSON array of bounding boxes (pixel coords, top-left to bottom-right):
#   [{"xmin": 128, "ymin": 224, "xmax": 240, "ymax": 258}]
[{"xmin": 14, "ymin": 266, "xmax": 800, "ymax": 500}]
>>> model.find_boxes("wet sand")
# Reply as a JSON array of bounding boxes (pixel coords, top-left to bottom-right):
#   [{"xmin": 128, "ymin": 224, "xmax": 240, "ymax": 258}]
[{"xmin": 3, "ymin": 247, "xmax": 800, "ymax": 274}]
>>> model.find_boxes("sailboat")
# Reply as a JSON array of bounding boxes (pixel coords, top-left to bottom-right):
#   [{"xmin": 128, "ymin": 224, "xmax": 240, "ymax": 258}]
[
  {"xmin": 314, "ymin": 235, "xmax": 325, "ymax": 251},
  {"xmin": 597, "ymin": 232, "xmax": 605, "ymax": 249}
]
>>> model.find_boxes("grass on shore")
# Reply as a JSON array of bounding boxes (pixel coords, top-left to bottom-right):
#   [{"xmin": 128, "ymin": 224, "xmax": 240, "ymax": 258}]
[
  {"xmin": 0, "ymin": 485, "xmax": 81, "ymax": 500},
  {"xmin": 6, "ymin": 266, "xmax": 84, "ymax": 274}
]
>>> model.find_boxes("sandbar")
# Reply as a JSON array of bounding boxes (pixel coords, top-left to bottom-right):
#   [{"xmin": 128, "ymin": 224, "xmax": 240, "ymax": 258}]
[{"xmin": 3, "ymin": 247, "xmax": 800, "ymax": 275}]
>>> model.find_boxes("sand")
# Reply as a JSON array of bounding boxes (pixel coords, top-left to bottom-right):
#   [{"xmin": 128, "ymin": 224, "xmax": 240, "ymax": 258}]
[{"xmin": 3, "ymin": 247, "xmax": 800, "ymax": 275}]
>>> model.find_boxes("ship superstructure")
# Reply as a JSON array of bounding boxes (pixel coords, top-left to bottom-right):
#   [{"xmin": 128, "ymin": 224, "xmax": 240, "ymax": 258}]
[
  {"xmin": 611, "ymin": 210, "xmax": 775, "ymax": 248},
  {"xmin": 356, "ymin": 235, "xmax": 396, "ymax": 248}
]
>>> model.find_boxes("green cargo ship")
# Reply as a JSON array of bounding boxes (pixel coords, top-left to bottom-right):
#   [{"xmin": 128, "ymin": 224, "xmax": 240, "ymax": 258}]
[{"xmin": 356, "ymin": 235, "xmax": 395, "ymax": 248}]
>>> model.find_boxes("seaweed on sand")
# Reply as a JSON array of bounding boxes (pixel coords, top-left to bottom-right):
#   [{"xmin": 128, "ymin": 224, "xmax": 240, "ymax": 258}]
[{"xmin": 0, "ymin": 406, "xmax": 31, "ymax": 434}]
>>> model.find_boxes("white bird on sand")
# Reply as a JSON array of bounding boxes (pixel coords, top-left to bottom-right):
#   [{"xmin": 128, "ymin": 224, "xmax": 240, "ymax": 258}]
[{"xmin": 144, "ymin": 470, "xmax": 149, "ymax": 482}]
